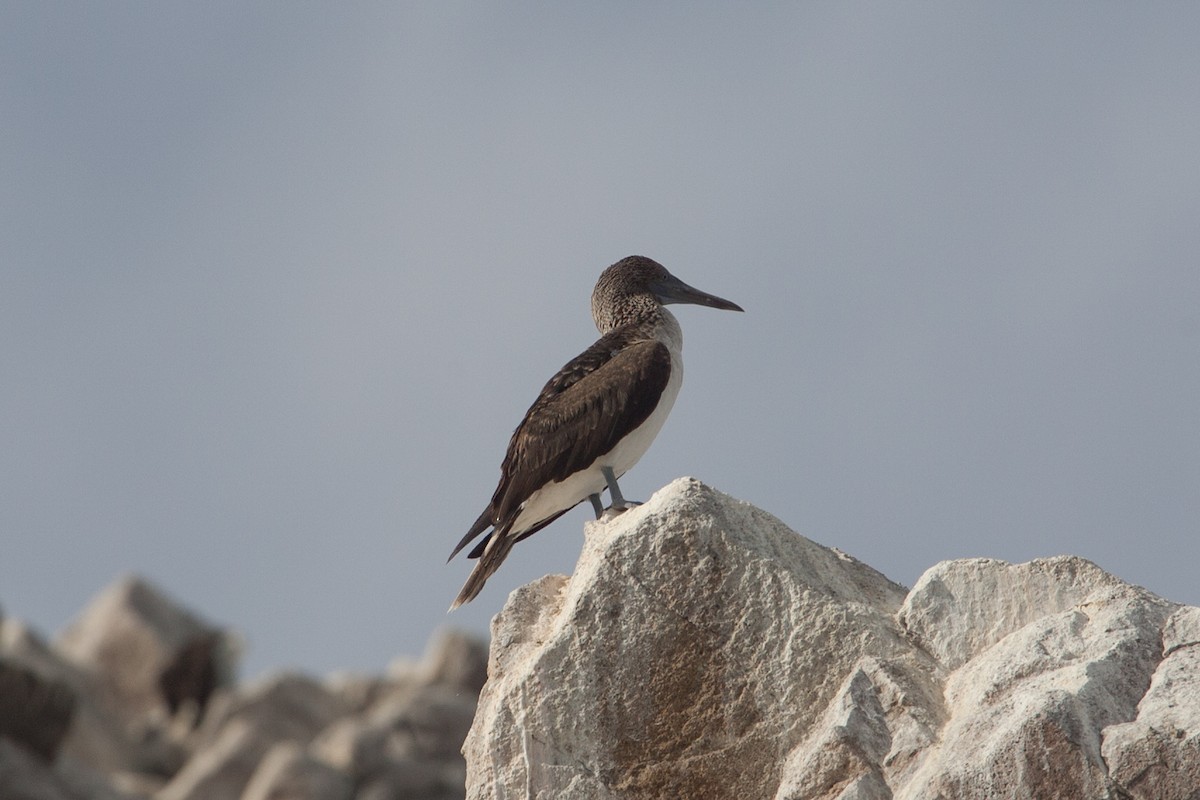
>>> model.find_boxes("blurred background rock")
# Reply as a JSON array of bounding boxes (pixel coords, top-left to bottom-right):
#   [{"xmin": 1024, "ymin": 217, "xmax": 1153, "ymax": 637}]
[{"xmin": 0, "ymin": 576, "xmax": 484, "ymax": 800}]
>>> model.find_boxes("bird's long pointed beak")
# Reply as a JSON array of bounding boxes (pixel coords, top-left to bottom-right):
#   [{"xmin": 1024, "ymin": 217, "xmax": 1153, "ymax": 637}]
[{"xmin": 653, "ymin": 276, "xmax": 744, "ymax": 312}]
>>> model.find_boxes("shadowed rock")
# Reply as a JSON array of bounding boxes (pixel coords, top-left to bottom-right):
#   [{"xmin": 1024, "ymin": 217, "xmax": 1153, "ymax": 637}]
[
  {"xmin": 159, "ymin": 632, "xmax": 223, "ymax": 723},
  {"xmin": 0, "ymin": 658, "xmax": 76, "ymax": 760}
]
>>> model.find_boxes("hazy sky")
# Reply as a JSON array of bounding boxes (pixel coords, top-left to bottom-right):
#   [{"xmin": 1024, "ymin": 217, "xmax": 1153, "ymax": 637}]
[{"xmin": 3, "ymin": 4, "xmax": 1197, "ymax": 678}]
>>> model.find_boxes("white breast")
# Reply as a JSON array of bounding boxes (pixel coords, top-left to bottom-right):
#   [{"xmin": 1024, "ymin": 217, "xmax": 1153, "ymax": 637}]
[{"xmin": 510, "ymin": 310, "xmax": 684, "ymax": 532}]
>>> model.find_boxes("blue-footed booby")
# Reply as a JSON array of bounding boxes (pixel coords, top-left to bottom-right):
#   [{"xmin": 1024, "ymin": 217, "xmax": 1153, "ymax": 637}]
[{"xmin": 448, "ymin": 255, "xmax": 742, "ymax": 609}]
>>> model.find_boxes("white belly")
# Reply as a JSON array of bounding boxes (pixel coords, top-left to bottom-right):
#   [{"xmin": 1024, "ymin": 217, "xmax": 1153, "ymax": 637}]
[{"xmin": 510, "ymin": 344, "xmax": 684, "ymax": 532}]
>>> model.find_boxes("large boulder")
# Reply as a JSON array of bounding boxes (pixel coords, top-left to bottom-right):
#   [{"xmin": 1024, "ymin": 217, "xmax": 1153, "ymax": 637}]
[
  {"xmin": 465, "ymin": 477, "xmax": 915, "ymax": 799},
  {"xmin": 464, "ymin": 477, "xmax": 1198, "ymax": 800},
  {"xmin": 894, "ymin": 558, "xmax": 1172, "ymax": 798}
]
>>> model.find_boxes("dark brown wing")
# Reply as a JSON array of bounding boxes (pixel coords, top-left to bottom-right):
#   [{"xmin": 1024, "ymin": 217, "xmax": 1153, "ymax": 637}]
[
  {"xmin": 447, "ymin": 328, "xmax": 672, "ymax": 562},
  {"xmin": 495, "ymin": 337, "xmax": 671, "ymax": 517}
]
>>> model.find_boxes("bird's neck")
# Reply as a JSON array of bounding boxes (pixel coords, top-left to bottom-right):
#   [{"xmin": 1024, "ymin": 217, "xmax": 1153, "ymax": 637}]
[
  {"xmin": 652, "ymin": 307, "xmax": 684, "ymax": 356},
  {"xmin": 600, "ymin": 306, "xmax": 683, "ymax": 356}
]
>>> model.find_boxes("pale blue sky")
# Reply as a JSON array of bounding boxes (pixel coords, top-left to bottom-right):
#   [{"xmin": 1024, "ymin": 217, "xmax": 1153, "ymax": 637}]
[{"xmin": 3, "ymin": 4, "xmax": 1197, "ymax": 677}]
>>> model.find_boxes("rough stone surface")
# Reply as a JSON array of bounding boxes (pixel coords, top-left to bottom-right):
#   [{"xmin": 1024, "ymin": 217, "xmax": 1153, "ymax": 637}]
[
  {"xmin": 897, "ymin": 558, "xmax": 1171, "ymax": 799},
  {"xmin": 465, "ymin": 477, "xmax": 1199, "ymax": 800},
  {"xmin": 1101, "ymin": 605, "xmax": 1200, "ymax": 800},
  {"xmin": 467, "ymin": 477, "xmax": 913, "ymax": 799}
]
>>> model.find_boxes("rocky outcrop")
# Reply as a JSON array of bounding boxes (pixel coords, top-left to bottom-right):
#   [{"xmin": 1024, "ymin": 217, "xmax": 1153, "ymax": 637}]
[
  {"xmin": 5, "ymin": 482, "xmax": 1193, "ymax": 799},
  {"xmin": 0, "ymin": 577, "xmax": 485, "ymax": 800},
  {"xmin": 1101, "ymin": 606, "xmax": 1200, "ymax": 800},
  {"xmin": 465, "ymin": 477, "xmax": 1199, "ymax": 800}
]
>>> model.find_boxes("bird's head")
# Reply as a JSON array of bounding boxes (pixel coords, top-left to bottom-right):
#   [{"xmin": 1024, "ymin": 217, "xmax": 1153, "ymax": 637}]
[{"xmin": 591, "ymin": 255, "xmax": 743, "ymax": 332}]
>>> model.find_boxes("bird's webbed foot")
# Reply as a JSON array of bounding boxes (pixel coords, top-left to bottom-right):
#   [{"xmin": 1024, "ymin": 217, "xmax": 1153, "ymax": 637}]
[
  {"xmin": 600, "ymin": 465, "xmax": 645, "ymax": 516},
  {"xmin": 599, "ymin": 499, "xmax": 642, "ymax": 521}
]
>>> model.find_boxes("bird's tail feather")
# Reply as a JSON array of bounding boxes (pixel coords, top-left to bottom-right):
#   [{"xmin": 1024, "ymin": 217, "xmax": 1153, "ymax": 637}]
[
  {"xmin": 448, "ymin": 532, "xmax": 515, "ymax": 611},
  {"xmin": 447, "ymin": 506, "xmax": 494, "ymax": 563}
]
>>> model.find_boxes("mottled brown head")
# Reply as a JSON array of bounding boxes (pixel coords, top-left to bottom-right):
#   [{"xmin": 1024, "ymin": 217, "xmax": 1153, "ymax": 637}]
[{"xmin": 591, "ymin": 256, "xmax": 742, "ymax": 334}]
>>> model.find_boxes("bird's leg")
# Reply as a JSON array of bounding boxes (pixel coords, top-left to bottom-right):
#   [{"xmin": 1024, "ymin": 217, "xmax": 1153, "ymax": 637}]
[
  {"xmin": 601, "ymin": 466, "xmax": 627, "ymax": 509},
  {"xmin": 588, "ymin": 493, "xmax": 605, "ymax": 520},
  {"xmin": 600, "ymin": 466, "xmax": 641, "ymax": 518}
]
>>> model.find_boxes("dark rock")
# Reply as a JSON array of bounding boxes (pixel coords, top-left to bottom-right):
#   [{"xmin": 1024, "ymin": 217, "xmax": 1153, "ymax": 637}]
[
  {"xmin": 1, "ymin": 618, "xmax": 155, "ymax": 778},
  {"xmin": 0, "ymin": 658, "xmax": 76, "ymax": 761},
  {"xmin": 158, "ymin": 632, "xmax": 223, "ymax": 723},
  {"xmin": 0, "ymin": 739, "xmax": 81, "ymax": 800},
  {"xmin": 0, "ymin": 739, "xmax": 138, "ymax": 800}
]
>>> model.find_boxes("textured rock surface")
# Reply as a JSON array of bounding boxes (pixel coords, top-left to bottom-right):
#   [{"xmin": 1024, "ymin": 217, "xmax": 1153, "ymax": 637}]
[
  {"xmin": 465, "ymin": 477, "xmax": 1199, "ymax": 800},
  {"xmin": 1, "ymin": 580, "xmax": 486, "ymax": 800},
  {"xmin": 1101, "ymin": 606, "xmax": 1200, "ymax": 800}
]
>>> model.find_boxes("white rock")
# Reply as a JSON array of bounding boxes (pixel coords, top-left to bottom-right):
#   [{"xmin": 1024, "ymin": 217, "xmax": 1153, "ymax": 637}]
[
  {"xmin": 323, "ymin": 672, "xmax": 391, "ymax": 716},
  {"xmin": 897, "ymin": 556, "xmax": 1130, "ymax": 670},
  {"xmin": 775, "ymin": 657, "xmax": 942, "ymax": 799},
  {"xmin": 464, "ymin": 478, "xmax": 1197, "ymax": 800},
  {"xmin": 466, "ymin": 478, "xmax": 910, "ymax": 799},
  {"xmin": 7, "ymin": 580, "xmax": 479, "ymax": 799},
  {"xmin": 1101, "ymin": 605, "xmax": 1200, "ymax": 799},
  {"xmin": 898, "ymin": 564, "xmax": 1171, "ymax": 799}
]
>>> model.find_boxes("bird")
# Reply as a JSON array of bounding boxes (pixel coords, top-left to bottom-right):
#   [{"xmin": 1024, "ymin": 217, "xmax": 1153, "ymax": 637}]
[{"xmin": 447, "ymin": 255, "xmax": 742, "ymax": 609}]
